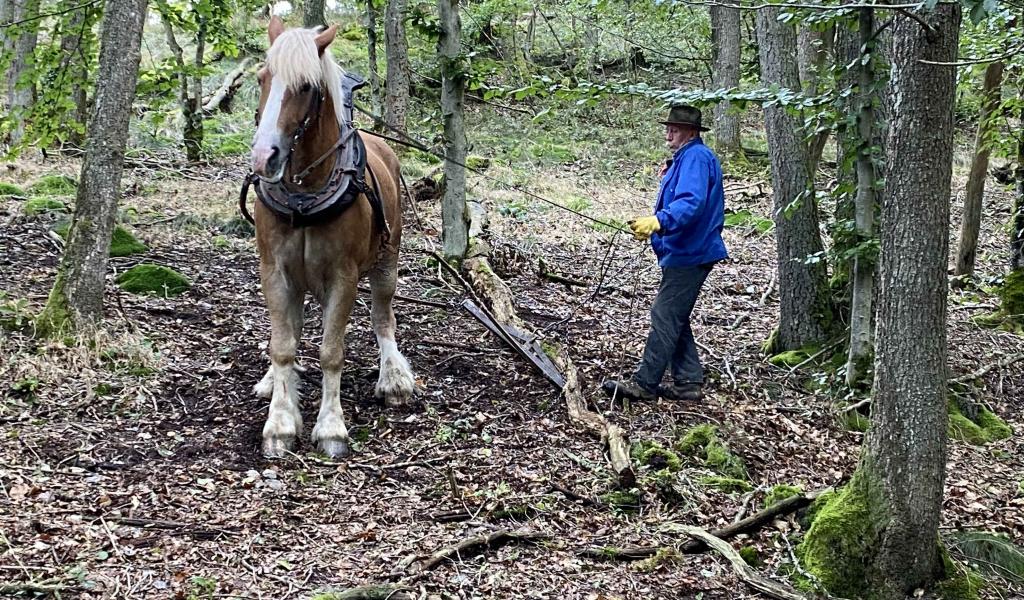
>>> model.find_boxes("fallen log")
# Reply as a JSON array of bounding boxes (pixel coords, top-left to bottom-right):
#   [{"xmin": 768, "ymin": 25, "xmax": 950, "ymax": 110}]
[
  {"xmin": 315, "ymin": 585, "xmax": 414, "ymax": 600},
  {"xmin": 581, "ymin": 489, "xmax": 826, "ymax": 559},
  {"xmin": 203, "ymin": 57, "xmax": 256, "ymax": 114},
  {"xmin": 415, "ymin": 529, "xmax": 547, "ymax": 573}
]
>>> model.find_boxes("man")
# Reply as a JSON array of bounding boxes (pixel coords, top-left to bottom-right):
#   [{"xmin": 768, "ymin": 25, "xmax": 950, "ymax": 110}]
[{"xmin": 603, "ymin": 105, "xmax": 727, "ymax": 402}]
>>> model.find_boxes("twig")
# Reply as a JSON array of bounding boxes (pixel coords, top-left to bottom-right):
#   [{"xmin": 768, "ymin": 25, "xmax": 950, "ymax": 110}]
[
  {"xmin": 356, "ymin": 285, "xmax": 449, "ymax": 309},
  {"xmin": 673, "ymin": 525, "xmax": 810, "ymax": 600},
  {"xmin": 317, "ymin": 585, "xmax": 414, "ymax": 600},
  {"xmin": 840, "ymin": 397, "xmax": 872, "ymax": 414},
  {"xmin": 549, "ymin": 481, "xmax": 601, "ymax": 508},
  {"xmin": 952, "ymin": 353, "xmax": 1024, "ymax": 384},
  {"xmin": 414, "ymin": 529, "xmax": 548, "ymax": 573}
]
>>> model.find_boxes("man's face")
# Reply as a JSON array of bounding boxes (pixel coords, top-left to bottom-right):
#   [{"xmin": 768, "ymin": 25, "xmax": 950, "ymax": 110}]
[{"xmin": 665, "ymin": 124, "xmax": 693, "ymax": 151}]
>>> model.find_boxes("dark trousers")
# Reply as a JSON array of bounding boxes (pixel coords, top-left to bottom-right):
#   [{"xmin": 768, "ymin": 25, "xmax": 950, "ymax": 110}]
[{"xmin": 634, "ymin": 263, "xmax": 713, "ymax": 390}]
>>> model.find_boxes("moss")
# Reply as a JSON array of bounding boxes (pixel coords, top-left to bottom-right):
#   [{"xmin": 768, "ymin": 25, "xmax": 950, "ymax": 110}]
[
  {"xmin": 948, "ymin": 401, "xmax": 1012, "ymax": 445},
  {"xmin": 34, "ymin": 274, "xmax": 73, "ymax": 337},
  {"xmin": 0, "ymin": 182, "xmax": 26, "ymax": 197},
  {"xmin": 768, "ymin": 346, "xmax": 818, "ymax": 368},
  {"xmin": 842, "ymin": 408, "xmax": 871, "ymax": 433},
  {"xmin": 630, "ymin": 440, "xmax": 682, "ymax": 472},
  {"xmin": 937, "ymin": 546, "xmax": 984, "ymax": 600},
  {"xmin": 796, "ymin": 472, "xmax": 883, "ymax": 598},
  {"xmin": 739, "ymin": 545, "xmax": 761, "ymax": 567},
  {"xmin": 761, "ymin": 326, "xmax": 780, "ymax": 355},
  {"xmin": 23, "ymin": 197, "xmax": 68, "ymax": 216},
  {"xmin": 465, "ymin": 155, "xmax": 491, "ymax": 170},
  {"xmin": 765, "ymin": 484, "xmax": 802, "ymax": 507},
  {"xmin": 600, "ymin": 490, "xmax": 641, "ymax": 512},
  {"xmin": 115, "ymin": 264, "xmax": 190, "ymax": 297},
  {"xmin": 699, "ymin": 476, "xmax": 752, "ymax": 493},
  {"xmin": 635, "ymin": 547, "xmax": 682, "ymax": 572},
  {"xmin": 724, "ymin": 209, "xmax": 774, "ymax": 234},
  {"xmin": 108, "ymin": 225, "xmax": 148, "ymax": 257},
  {"xmin": 1000, "ymin": 269, "xmax": 1024, "ymax": 319},
  {"xmin": 28, "ymin": 174, "xmax": 77, "ymax": 196},
  {"xmin": 674, "ymin": 424, "xmax": 747, "ymax": 480}
]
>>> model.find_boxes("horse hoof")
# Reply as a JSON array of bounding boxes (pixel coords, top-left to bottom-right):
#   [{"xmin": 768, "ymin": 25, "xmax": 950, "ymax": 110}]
[
  {"xmin": 318, "ymin": 437, "xmax": 350, "ymax": 459},
  {"xmin": 262, "ymin": 436, "xmax": 294, "ymax": 458}
]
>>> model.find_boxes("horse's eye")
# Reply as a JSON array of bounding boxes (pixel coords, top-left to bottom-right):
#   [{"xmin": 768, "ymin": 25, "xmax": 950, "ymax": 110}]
[{"xmin": 300, "ymin": 83, "xmax": 312, "ymax": 93}]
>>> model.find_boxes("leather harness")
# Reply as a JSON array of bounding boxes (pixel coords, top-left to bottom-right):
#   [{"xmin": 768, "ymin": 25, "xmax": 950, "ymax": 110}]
[{"xmin": 240, "ymin": 72, "xmax": 389, "ymax": 241}]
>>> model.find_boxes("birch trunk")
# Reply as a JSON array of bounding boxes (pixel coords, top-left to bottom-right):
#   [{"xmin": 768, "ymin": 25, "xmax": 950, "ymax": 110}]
[{"xmin": 37, "ymin": 0, "xmax": 149, "ymax": 334}]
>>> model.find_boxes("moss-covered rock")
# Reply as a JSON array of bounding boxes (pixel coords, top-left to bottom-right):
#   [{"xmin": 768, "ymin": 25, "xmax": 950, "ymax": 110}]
[
  {"xmin": 116, "ymin": 264, "xmax": 190, "ymax": 297},
  {"xmin": 948, "ymin": 401, "xmax": 1012, "ymax": 445},
  {"xmin": 768, "ymin": 346, "xmax": 818, "ymax": 368},
  {"xmin": 675, "ymin": 424, "xmax": 747, "ymax": 480},
  {"xmin": 108, "ymin": 226, "xmax": 148, "ymax": 257},
  {"xmin": 28, "ymin": 174, "xmax": 77, "ymax": 196},
  {"xmin": 631, "ymin": 440, "xmax": 682, "ymax": 472},
  {"xmin": 465, "ymin": 155, "xmax": 491, "ymax": 170},
  {"xmin": 0, "ymin": 182, "xmax": 26, "ymax": 197},
  {"xmin": 23, "ymin": 197, "xmax": 68, "ymax": 216},
  {"xmin": 765, "ymin": 483, "xmax": 802, "ymax": 507},
  {"xmin": 53, "ymin": 223, "xmax": 147, "ymax": 257},
  {"xmin": 700, "ymin": 476, "xmax": 752, "ymax": 493}
]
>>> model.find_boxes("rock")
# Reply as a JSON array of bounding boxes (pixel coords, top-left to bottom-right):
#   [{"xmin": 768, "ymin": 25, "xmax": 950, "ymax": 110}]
[{"xmin": 115, "ymin": 264, "xmax": 191, "ymax": 297}]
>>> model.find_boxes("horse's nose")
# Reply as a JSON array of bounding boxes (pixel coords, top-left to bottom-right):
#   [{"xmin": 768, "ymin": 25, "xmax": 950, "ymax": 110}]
[{"xmin": 252, "ymin": 144, "xmax": 281, "ymax": 176}]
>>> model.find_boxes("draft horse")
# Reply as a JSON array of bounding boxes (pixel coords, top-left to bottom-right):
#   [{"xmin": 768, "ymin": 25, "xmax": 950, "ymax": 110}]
[{"xmin": 249, "ymin": 16, "xmax": 414, "ymax": 458}]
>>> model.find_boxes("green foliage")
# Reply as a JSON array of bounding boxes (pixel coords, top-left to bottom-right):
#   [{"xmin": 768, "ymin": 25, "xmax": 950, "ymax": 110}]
[
  {"xmin": 723, "ymin": 209, "xmax": 773, "ymax": 234},
  {"xmin": 186, "ymin": 575, "xmax": 217, "ymax": 600},
  {"xmin": 841, "ymin": 408, "xmax": 871, "ymax": 433},
  {"xmin": 0, "ymin": 182, "xmax": 26, "ymax": 197},
  {"xmin": 23, "ymin": 197, "xmax": 68, "ymax": 216},
  {"xmin": 0, "ymin": 292, "xmax": 33, "ymax": 331},
  {"xmin": 28, "ymin": 175, "xmax": 77, "ymax": 196},
  {"xmin": 116, "ymin": 264, "xmax": 191, "ymax": 297},
  {"xmin": 948, "ymin": 401, "xmax": 1012, "ymax": 445},
  {"xmin": 948, "ymin": 531, "xmax": 1024, "ymax": 583},
  {"xmin": 765, "ymin": 484, "xmax": 802, "ymax": 507}
]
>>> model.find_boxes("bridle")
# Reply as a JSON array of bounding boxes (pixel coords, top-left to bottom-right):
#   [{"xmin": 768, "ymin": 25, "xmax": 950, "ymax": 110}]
[{"xmin": 253, "ymin": 85, "xmax": 339, "ymax": 187}]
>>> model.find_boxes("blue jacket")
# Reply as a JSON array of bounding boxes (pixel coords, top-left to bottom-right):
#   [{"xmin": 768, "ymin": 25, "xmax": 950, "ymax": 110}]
[{"xmin": 651, "ymin": 138, "xmax": 728, "ymax": 268}]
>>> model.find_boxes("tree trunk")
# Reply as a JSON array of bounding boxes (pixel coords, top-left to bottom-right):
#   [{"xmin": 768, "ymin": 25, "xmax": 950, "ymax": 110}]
[
  {"xmin": 438, "ymin": 0, "xmax": 468, "ymax": 261},
  {"xmin": 384, "ymin": 0, "xmax": 410, "ymax": 134},
  {"xmin": 365, "ymin": 0, "xmax": 382, "ymax": 117},
  {"xmin": 955, "ymin": 62, "xmax": 1004, "ymax": 278},
  {"xmin": 798, "ymin": 26, "xmax": 832, "ymax": 173},
  {"xmin": 803, "ymin": 7, "xmax": 961, "ymax": 599},
  {"xmin": 37, "ymin": 0, "xmax": 149, "ymax": 335},
  {"xmin": 6, "ymin": 0, "xmax": 40, "ymax": 146},
  {"xmin": 304, "ymin": 0, "xmax": 327, "ymax": 29},
  {"xmin": 845, "ymin": 8, "xmax": 879, "ymax": 387},
  {"xmin": 756, "ymin": 8, "xmax": 831, "ymax": 352},
  {"xmin": 184, "ymin": 17, "xmax": 207, "ymax": 162},
  {"xmin": 710, "ymin": 5, "xmax": 741, "ymax": 154},
  {"xmin": 831, "ymin": 20, "xmax": 860, "ymax": 292},
  {"xmin": 1012, "ymin": 76, "xmax": 1024, "ymax": 274},
  {"xmin": 58, "ymin": 4, "xmax": 92, "ymax": 147}
]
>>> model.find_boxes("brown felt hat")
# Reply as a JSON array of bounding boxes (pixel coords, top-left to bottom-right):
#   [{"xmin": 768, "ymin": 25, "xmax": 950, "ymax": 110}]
[{"xmin": 660, "ymin": 105, "xmax": 710, "ymax": 131}]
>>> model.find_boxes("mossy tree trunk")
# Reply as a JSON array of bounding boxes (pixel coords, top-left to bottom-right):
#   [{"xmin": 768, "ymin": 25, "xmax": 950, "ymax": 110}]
[
  {"xmin": 5, "ymin": 0, "xmax": 40, "ymax": 146},
  {"xmin": 304, "ymin": 0, "xmax": 327, "ymax": 29},
  {"xmin": 804, "ymin": 7, "xmax": 961, "ymax": 598},
  {"xmin": 797, "ymin": 25, "xmax": 832, "ymax": 172},
  {"xmin": 384, "ymin": 0, "xmax": 411, "ymax": 134},
  {"xmin": 710, "ymin": 4, "xmax": 741, "ymax": 154},
  {"xmin": 1011, "ymin": 75, "xmax": 1024, "ymax": 276},
  {"xmin": 755, "ymin": 8, "xmax": 832, "ymax": 352},
  {"xmin": 438, "ymin": 0, "xmax": 468, "ymax": 261},
  {"xmin": 365, "ymin": 0, "xmax": 383, "ymax": 118},
  {"xmin": 955, "ymin": 61, "xmax": 1004, "ymax": 279},
  {"xmin": 845, "ymin": 8, "xmax": 879, "ymax": 388},
  {"xmin": 36, "ymin": 0, "xmax": 148, "ymax": 335}
]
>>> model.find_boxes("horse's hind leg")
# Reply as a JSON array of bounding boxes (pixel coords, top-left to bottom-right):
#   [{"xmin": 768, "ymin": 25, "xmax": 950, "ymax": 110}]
[
  {"xmin": 311, "ymin": 271, "xmax": 358, "ymax": 458},
  {"xmin": 369, "ymin": 254, "xmax": 415, "ymax": 407},
  {"xmin": 261, "ymin": 280, "xmax": 304, "ymax": 458},
  {"xmin": 254, "ymin": 298, "xmax": 303, "ymax": 399}
]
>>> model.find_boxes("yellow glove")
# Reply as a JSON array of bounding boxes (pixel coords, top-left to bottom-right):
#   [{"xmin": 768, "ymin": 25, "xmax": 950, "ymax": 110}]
[{"xmin": 629, "ymin": 216, "xmax": 661, "ymax": 241}]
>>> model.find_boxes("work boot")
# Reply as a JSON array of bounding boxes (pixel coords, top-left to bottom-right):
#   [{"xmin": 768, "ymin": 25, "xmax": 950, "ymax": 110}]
[
  {"xmin": 601, "ymin": 378, "xmax": 657, "ymax": 402},
  {"xmin": 658, "ymin": 382, "xmax": 703, "ymax": 402}
]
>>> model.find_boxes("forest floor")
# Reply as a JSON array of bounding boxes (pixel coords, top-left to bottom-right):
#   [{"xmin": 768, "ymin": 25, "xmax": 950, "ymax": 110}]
[{"xmin": 1, "ymin": 130, "xmax": 1023, "ymax": 600}]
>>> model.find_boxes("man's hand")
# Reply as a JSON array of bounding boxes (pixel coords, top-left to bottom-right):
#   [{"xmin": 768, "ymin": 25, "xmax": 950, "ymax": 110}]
[{"xmin": 629, "ymin": 216, "xmax": 661, "ymax": 241}]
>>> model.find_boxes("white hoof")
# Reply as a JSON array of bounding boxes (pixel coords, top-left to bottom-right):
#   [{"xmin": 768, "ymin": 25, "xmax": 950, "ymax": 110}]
[
  {"xmin": 262, "ymin": 411, "xmax": 302, "ymax": 459},
  {"xmin": 312, "ymin": 418, "xmax": 351, "ymax": 459},
  {"xmin": 375, "ymin": 353, "xmax": 415, "ymax": 407}
]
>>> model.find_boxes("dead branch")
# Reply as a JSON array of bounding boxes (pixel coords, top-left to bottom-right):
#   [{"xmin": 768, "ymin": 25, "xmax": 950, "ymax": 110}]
[
  {"xmin": 538, "ymin": 257, "xmax": 587, "ymax": 287},
  {"xmin": 675, "ymin": 525, "xmax": 810, "ymax": 600},
  {"xmin": 549, "ymin": 481, "xmax": 601, "ymax": 507},
  {"xmin": 581, "ymin": 490, "xmax": 825, "ymax": 559},
  {"xmin": 952, "ymin": 353, "xmax": 1024, "ymax": 384},
  {"xmin": 318, "ymin": 585, "xmax": 415, "ymax": 600},
  {"xmin": 202, "ymin": 57, "xmax": 257, "ymax": 114},
  {"xmin": 415, "ymin": 529, "xmax": 548, "ymax": 573}
]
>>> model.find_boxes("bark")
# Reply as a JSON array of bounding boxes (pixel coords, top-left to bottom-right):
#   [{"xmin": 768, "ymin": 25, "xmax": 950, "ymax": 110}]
[
  {"xmin": 955, "ymin": 61, "xmax": 1004, "ymax": 278},
  {"xmin": 864, "ymin": 5, "xmax": 960, "ymax": 596},
  {"xmin": 184, "ymin": 17, "xmax": 207, "ymax": 162},
  {"xmin": 58, "ymin": 3, "xmax": 91, "ymax": 147},
  {"xmin": 438, "ymin": 0, "xmax": 468, "ymax": 261},
  {"xmin": 1010, "ymin": 78, "xmax": 1024, "ymax": 272},
  {"xmin": 845, "ymin": 8, "xmax": 878, "ymax": 387},
  {"xmin": 6, "ymin": 0, "xmax": 40, "ymax": 145},
  {"xmin": 798, "ymin": 26, "xmax": 832, "ymax": 173},
  {"xmin": 832, "ymin": 20, "xmax": 860, "ymax": 289},
  {"xmin": 384, "ymin": 0, "xmax": 410, "ymax": 133},
  {"xmin": 710, "ymin": 5, "xmax": 741, "ymax": 153},
  {"xmin": 304, "ymin": 0, "xmax": 327, "ymax": 29},
  {"xmin": 365, "ymin": 0, "xmax": 382, "ymax": 117},
  {"xmin": 37, "ymin": 0, "xmax": 148, "ymax": 334},
  {"xmin": 756, "ymin": 8, "xmax": 831, "ymax": 351}
]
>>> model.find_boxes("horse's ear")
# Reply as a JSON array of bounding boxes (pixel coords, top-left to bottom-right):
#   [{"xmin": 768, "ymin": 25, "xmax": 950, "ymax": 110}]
[
  {"xmin": 314, "ymin": 24, "xmax": 338, "ymax": 56},
  {"xmin": 268, "ymin": 15, "xmax": 284, "ymax": 45}
]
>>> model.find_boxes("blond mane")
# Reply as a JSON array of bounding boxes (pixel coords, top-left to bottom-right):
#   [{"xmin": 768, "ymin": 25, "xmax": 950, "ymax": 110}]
[{"xmin": 266, "ymin": 27, "xmax": 347, "ymax": 127}]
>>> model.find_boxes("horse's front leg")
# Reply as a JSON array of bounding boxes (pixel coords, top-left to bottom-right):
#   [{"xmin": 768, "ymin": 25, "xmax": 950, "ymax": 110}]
[
  {"xmin": 311, "ymin": 271, "xmax": 358, "ymax": 458},
  {"xmin": 261, "ymin": 275, "xmax": 304, "ymax": 458}
]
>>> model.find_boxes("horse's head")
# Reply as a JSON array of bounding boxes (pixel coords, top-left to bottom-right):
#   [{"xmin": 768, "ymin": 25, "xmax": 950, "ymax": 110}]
[{"xmin": 252, "ymin": 16, "xmax": 339, "ymax": 182}]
